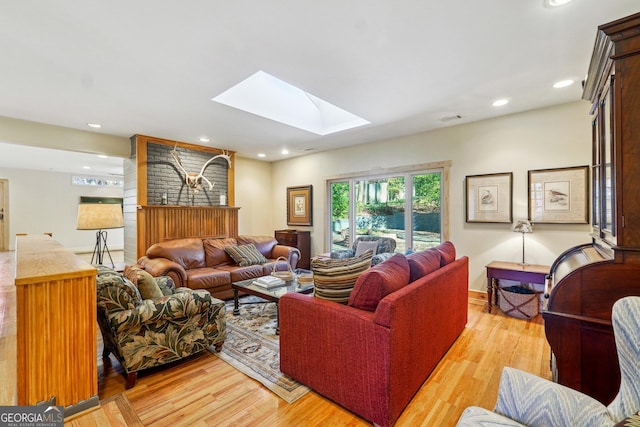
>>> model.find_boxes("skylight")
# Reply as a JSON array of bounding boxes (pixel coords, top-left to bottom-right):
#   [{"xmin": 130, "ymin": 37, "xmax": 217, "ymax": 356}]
[{"xmin": 212, "ymin": 71, "xmax": 369, "ymax": 136}]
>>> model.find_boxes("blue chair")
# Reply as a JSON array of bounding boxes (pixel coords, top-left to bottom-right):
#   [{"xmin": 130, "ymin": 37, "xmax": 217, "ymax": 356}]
[
  {"xmin": 455, "ymin": 296, "xmax": 640, "ymax": 426},
  {"xmin": 329, "ymin": 235, "xmax": 397, "ymax": 265}
]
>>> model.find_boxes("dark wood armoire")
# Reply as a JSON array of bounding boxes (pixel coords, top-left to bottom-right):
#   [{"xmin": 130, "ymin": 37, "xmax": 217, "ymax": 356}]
[{"xmin": 543, "ymin": 12, "xmax": 640, "ymax": 405}]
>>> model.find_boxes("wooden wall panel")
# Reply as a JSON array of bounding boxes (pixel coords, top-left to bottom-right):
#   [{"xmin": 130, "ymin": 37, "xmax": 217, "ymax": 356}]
[
  {"xmin": 129, "ymin": 135, "xmax": 239, "ymax": 261},
  {"xmin": 136, "ymin": 206, "xmax": 239, "ymax": 258},
  {"xmin": 14, "ymin": 235, "xmax": 97, "ymax": 410}
]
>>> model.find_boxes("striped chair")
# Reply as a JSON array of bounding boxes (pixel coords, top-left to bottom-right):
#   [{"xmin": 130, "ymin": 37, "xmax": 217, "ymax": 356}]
[{"xmin": 456, "ymin": 296, "xmax": 640, "ymax": 427}]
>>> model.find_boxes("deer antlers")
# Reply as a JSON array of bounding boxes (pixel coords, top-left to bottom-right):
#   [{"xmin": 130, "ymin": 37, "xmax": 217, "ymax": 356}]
[{"xmin": 170, "ymin": 144, "xmax": 231, "ymax": 192}]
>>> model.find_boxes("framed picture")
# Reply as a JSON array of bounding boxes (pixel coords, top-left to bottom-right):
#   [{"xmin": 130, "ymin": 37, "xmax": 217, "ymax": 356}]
[
  {"xmin": 528, "ymin": 165, "xmax": 589, "ymax": 224},
  {"xmin": 287, "ymin": 185, "xmax": 313, "ymax": 226},
  {"xmin": 465, "ymin": 172, "xmax": 513, "ymax": 223}
]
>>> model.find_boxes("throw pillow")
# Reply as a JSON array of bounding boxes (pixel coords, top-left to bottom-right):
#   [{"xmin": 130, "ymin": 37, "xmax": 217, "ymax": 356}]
[
  {"xmin": 348, "ymin": 253, "xmax": 410, "ymax": 311},
  {"xmin": 406, "ymin": 249, "xmax": 441, "ymax": 282},
  {"xmin": 224, "ymin": 243, "xmax": 269, "ymax": 267},
  {"xmin": 123, "ymin": 265, "xmax": 163, "ymax": 300},
  {"xmin": 434, "ymin": 241, "xmax": 456, "ymax": 266},
  {"xmin": 312, "ymin": 249, "xmax": 373, "ymax": 304},
  {"xmin": 355, "ymin": 240, "xmax": 379, "ymax": 257}
]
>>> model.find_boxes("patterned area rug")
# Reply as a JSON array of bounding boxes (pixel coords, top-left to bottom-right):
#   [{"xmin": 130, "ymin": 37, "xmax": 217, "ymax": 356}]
[{"xmin": 209, "ymin": 296, "xmax": 310, "ymax": 403}]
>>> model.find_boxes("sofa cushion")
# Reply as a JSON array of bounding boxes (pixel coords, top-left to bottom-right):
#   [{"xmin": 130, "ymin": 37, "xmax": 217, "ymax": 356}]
[
  {"xmin": 225, "ymin": 243, "xmax": 269, "ymax": 266},
  {"xmin": 435, "ymin": 241, "xmax": 456, "ymax": 266},
  {"xmin": 348, "ymin": 253, "xmax": 410, "ymax": 311},
  {"xmin": 123, "ymin": 265, "xmax": 164, "ymax": 300},
  {"xmin": 203, "ymin": 237, "xmax": 237, "ymax": 267},
  {"xmin": 355, "ymin": 240, "xmax": 379, "ymax": 257},
  {"xmin": 406, "ymin": 248, "xmax": 442, "ymax": 282},
  {"xmin": 146, "ymin": 237, "xmax": 205, "ymax": 270},
  {"xmin": 237, "ymin": 235, "xmax": 277, "ymax": 258},
  {"xmin": 312, "ymin": 250, "xmax": 373, "ymax": 304},
  {"xmin": 186, "ymin": 268, "xmax": 231, "ymax": 290}
]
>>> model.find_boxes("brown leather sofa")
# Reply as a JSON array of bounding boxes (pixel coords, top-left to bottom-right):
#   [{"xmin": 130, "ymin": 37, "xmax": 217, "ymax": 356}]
[{"xmin": 136, "ymin": 235, "xmax": 301, "ymax": 300}]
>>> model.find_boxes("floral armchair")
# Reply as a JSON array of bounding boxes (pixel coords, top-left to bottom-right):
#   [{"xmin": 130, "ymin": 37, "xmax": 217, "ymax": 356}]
[
  {"xmin": 455, "ymin": 296, "xmax": 640, "ymax": 427},
  {"xmin": 330, "ymin": 235, "xmax": 397, "ymax": 265},
  {"xmin": 96, "ymin": 265, "xmax": 226, "ymax": 389}
]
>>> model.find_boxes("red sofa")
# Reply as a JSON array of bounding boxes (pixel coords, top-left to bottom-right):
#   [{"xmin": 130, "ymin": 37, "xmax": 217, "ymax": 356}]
[{"xmin": 279, "ymin": 242, "xmax": 468, "ymax": 427}]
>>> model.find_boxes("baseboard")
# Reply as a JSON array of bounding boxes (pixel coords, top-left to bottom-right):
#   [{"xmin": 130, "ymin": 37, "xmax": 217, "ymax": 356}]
[{"xmin": 468, "ymin": 289, "xmax": 487, "ymax": 306}]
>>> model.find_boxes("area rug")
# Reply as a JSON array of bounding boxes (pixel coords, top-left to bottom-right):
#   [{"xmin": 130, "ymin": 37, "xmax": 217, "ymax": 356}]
[{"xmin": 209, "ymin": 297, "xmax": 310, "ymax": 403}]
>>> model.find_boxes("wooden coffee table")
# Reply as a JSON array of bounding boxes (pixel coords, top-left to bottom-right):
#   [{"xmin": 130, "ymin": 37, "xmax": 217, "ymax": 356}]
[{"xmin": 231, "ymin": 277, "xmax": 313, "ymax": 334}]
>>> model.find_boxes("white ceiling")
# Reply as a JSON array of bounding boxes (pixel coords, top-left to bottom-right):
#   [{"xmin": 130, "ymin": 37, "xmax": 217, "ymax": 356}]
[{"xmin": 0, "ymin": 1, "xmax": 638, "ymax": 176}]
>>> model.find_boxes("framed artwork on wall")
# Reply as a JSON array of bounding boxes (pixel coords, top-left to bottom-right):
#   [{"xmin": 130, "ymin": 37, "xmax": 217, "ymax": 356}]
[
  {"xmin": 287, "ymin": 185, "xmax": 313, "ymax": 226},
  {"xmin": 528, "ymin": 165, "xmax": 589, "ymax": 224},
  {"xmin": 465, "ymin": 172, "xmax": 513, "ymax": 223}
]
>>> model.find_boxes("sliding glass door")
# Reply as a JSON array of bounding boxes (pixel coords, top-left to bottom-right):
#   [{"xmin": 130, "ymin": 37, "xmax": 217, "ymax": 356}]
[{"xmin": 328, "ymin": 167, "xmax": 444, "ymax": 254}]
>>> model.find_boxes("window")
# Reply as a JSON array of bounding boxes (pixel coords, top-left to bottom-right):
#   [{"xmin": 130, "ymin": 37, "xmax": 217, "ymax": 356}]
[{"xmin": 328, "ymin": 162, "xmax": 449, "ymax": 253}]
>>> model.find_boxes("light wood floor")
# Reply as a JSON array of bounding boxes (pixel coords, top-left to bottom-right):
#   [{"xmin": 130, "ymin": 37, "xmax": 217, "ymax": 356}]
[{"xmin": 0, "ymin": 250, "xmax": 551, "ymax": 426}]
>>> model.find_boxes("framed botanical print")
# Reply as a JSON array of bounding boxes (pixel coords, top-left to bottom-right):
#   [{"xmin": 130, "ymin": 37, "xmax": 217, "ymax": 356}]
[
  {"xmin": 465, "ymin": 172, "xmax": 513, "ymax": 223},
  {"xmin": 287, "ymin": 185, "xmax": 313, "ymax": 226},
  {"xmin": 528, "ymin": 166, "xmax": 589, "ymax": 224}
]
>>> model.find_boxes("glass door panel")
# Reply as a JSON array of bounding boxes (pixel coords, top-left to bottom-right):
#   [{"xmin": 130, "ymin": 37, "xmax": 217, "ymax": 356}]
[
  {"xmin": 411, "ymin": 172, "xmax": 442, "ymax": 251},
  {"xmin": 592, "ymin": 116, "xmax": 601, "ymax": 233},
  {"xmin": 330, "ymin": 181, "xmax": 351, "ymax": 252},
  {"xmin": 602, "ymin": 78, "xmax": 615, "ymax": 239},
  {"xmin": 355, "ymin": 177, "xmax": 405, "ymax": 251}
]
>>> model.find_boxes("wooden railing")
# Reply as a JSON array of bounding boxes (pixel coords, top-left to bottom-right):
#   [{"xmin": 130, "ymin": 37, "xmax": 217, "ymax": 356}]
[
  {"xmin": 14, "ymin": 235, "xmax": 98, "ymax": 413},
  {"xmin": 136, "ymin": 205, "xmax": 240, "ymax": 259}
]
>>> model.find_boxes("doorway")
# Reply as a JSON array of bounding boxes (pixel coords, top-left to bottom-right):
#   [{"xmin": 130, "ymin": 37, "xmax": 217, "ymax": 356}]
[{"xmin": 0, "ymin": 179, "xmax": 7, "ymax": 251}]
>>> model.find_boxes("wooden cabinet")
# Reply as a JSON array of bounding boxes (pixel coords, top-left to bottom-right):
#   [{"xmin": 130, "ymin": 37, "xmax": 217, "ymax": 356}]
[
  {"xmin": 275, "ymin": 229, "xmax": 311, "ymax": 269},
  {"xmin": 544, "ymin": 12, "xmax": 640, "ymax": 405},
  {"xmin": 15, "ymin": 235, "xmax": 98, "ymax": 414}
]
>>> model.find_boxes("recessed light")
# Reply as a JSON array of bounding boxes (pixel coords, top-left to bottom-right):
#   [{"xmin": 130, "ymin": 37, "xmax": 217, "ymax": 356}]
[
  {"xmin": 199, "ymin": 137, "xmax": 211, "ymax": 143},
  {"xmin": 544, "ymin": 0, "xmax": 572, "ymax": 7},
  {"xmin": 258, "ymin": 153, "xmax": 266, "ymax": 158},
  {"xmin": 87, "ymin": 123, "xmax": 102, "ymax": 128},
  {"xmin": 281, "ymin": 149, "xmax": 289, "ymax": 155},
  {"xmin": 553, "ymin": 79, "xmax": 574, "ymax": 88},
  {"xmin": 83, "ymin": 166, "xmax": 91, "ymax": 170},
  {"xmin": 97, "ymin": 155, "xmax": 108, "ymax": 159},
  {"xmin": 492, "ymin": 99, "xmax": 509, "ymax": 107}
]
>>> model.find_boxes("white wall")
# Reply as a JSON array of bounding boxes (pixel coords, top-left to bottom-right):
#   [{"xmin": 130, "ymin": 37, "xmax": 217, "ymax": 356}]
[
  {"xmin": 0, "ymin": 167, "xmax": 124, "ymax": 252},
  {"xmin": 269, "ymin": 101, "xmax": 593, "ymax": 291},
  {"xmin": 0, "ymin": 101, "xmax": 594, "ymax": 292},
  {"xmin": 234, "ymin": 157, "xmax": 273, "ymax": 235}
]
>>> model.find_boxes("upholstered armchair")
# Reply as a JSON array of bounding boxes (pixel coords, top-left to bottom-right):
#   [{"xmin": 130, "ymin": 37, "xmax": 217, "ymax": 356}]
[
  {"xmin": 96, "ymin": 265, "xmax": 227, "ymax": 388},
  {"xmin": 456, "ymin": 296, "xmax": 640, "ymax": 427},
  {"xmin": 330, "ymin": 235, "xmax": 397, "ymax": 265}
]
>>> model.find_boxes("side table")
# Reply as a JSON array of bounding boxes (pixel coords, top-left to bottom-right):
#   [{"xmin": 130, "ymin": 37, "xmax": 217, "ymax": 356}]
[{"xmin": 486, "ymin": 261, "xmax": 550, "ymax": 313}]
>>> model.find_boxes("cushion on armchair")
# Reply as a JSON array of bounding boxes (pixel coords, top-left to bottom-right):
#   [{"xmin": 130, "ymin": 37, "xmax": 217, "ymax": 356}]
[
  {"xmin": 355, "ymin": 240, "xmax": 379, "ymax": 257},
  {"xmin": 348, "ymin": 253, "xmax": 410, "ymax": 311},
  {"xmin": 312, "ymin": 249, "xmax": 373, "ymax": 303},
  {"xmin": 124, "ymin": 265, "xmax": 163, "ymax": 300}
]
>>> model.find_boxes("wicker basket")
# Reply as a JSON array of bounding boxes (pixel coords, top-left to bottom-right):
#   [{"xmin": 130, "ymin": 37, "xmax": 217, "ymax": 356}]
[
  {"xmin": 271, "ymin": 256, "xmax": 295, "ymax": 281},
  {"xmin": 498, "ymin": 286, "xmax": 539, "ymax": 319}
]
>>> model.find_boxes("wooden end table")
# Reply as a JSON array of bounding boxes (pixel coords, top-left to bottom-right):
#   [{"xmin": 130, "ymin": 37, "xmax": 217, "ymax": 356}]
[{"xmin": 486, "ymin": 261, "xmax": 550, "ymax": 313}]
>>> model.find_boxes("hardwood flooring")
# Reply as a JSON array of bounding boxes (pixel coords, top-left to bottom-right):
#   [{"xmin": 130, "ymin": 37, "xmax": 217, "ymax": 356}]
[{"xmin": 0, "ymin": 250, "xmax": 550, "ymax": 426}]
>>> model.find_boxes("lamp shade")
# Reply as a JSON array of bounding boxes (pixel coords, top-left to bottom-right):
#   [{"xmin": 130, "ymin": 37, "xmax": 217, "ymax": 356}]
[
  {"xmin": 512, "ymin": 219, "xmax": 533, "ymax": 234},
  {"xmin": 77, "ymin": 203, "xmax": 124, "ymax": 230}
]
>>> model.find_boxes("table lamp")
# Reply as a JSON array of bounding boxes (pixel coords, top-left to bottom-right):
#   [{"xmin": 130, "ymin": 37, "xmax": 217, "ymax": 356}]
[{"xmin": 512, "ymin": 219, "xmax": 533, "ymax": 265}]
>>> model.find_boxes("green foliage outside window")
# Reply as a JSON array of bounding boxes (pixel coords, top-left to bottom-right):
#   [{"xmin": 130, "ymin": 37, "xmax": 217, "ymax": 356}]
[{"xmin": 331, "ymin": 182, "xmax": 349, "ymax": 220}]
